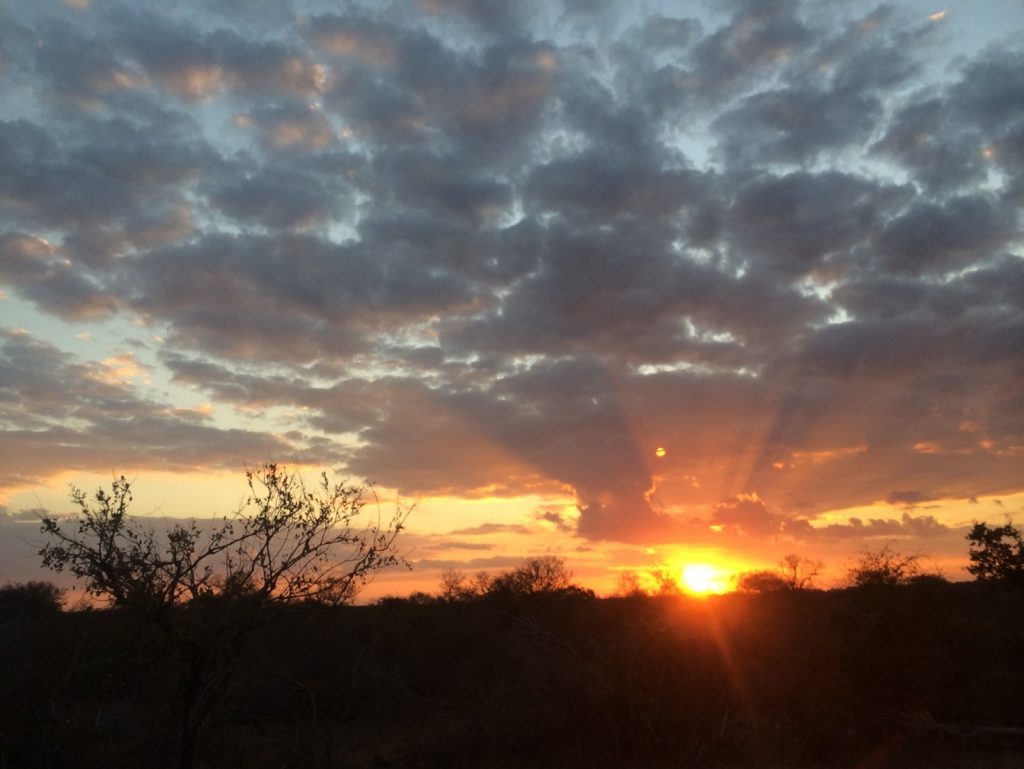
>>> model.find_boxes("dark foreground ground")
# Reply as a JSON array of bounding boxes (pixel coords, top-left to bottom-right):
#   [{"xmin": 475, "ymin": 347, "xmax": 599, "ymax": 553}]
[{"xmin": 3, "ymin": 581, "xmax": 1023, "ymax": 769}]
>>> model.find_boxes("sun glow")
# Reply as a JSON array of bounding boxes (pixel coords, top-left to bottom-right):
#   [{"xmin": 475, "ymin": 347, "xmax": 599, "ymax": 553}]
[{"xmin": 680, "ymin": 563, "xmax": 725, "ymax": 595}]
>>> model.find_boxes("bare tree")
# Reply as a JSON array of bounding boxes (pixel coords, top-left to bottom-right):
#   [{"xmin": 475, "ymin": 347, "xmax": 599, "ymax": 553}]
[
  {"xmin": 439, "ymin": 568, "xmax": 472, "ymax": 601},
  {"xmin": 846, "ymin": 545, "xmax": 921, "ymax": 587},
  {"xmin": 487, "ymin": 556, "xmax": 587, "ymax": 597},
  {"xmin": 438, "ymin": 568, "xmax": 495, "ymax": 601},
  {"xmin": 735, "ymin": 554, "xmax": 823, "ymax": 594},
  {"xmin": 38, "ymin": 464, "xmax": 408, "ymax": 769},
  {"xmin": 778, "ymin": 554, "xmax": 823, "ymax": 590},
  {"xmin": 471, "ymin": 570, "xmax": 493, "ymax": 595},
  {"xmin": 614, "ymin": 570, "xmax": 648, "ymax": 597},
  {"xmin": 649, "ymin": 566, "xmax": 682, "ymax": 596}
]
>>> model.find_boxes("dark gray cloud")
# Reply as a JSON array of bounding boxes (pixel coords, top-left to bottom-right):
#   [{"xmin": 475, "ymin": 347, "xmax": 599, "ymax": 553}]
[
  {"xmin": 1, "ymin": 0, "xmax": 1022, "ymax": 551},
  {"xmin": 783, "ymin": 512, "xmax": 953, "ymax": 542},
  {"xmin": 105, "ymin": 8, "xmax": 324, "ymax": 102},
  {"xmin": 713, "ymin": 86, "xmax": 881, "ymax": 166},
  {"xmin": 710, "ymin": 5, "xmax": 925, "ymax": 168},
  {"xmin": 447, "ymin": 523, "xmax": 532, "ymax": 536},
  {"xmin": 873, "ymin": 194, "xmax": 1018, "ymax": 275},
  {"xmin": 689, "ymin": 0, "xmax": 811, "ymax": 102},
  {"xmin": 874, "ymin": 45, "xmax": 1024, "ymax": 193},
  {"xmin": 725, "ymin": 171, "xmax": 911, "ymax": 278},
  {"xmin": 0, "ymin": 330, "xmax": 337, "ymax": 489},
  {"xmin": 0, "ymin": 114, "xmax": 207, "ymax": 237},
  {"xmin": 204, "ymin": 165, "xmax": 344, "ymax": 230}
]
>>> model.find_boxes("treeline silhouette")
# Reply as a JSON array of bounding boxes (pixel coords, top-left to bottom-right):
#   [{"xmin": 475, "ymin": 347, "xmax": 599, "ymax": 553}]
[
  {"xmin": 3, "ymin": 573, "xmax": 1023, "ymax": 768},
  {"xmin": 9, "ymin": 476, "xmax": 1024, "ymax": 769}
]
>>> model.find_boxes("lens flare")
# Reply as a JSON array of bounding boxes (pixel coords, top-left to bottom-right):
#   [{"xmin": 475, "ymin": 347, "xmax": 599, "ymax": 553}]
[{"xmin": 681, "ymin": 564, "xmax": 717, "ymax": 595}]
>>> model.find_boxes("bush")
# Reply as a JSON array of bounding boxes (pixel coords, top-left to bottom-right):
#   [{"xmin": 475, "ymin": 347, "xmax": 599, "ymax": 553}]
[
  {"xmin": 734, "ymin": 570, "xmax": 789, "ymax": 593},
  {"xmin": 0, "ymin": 580, "xmax": 64, "ymax": 619}
]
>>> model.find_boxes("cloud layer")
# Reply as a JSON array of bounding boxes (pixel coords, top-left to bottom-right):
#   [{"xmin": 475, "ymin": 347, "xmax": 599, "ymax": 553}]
[{"xmin": 1, "ymin": 0, "xmax": 1022, "ymax": 546}]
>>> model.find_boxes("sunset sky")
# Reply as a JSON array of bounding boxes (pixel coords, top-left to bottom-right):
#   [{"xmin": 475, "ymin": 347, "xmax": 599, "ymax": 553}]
[{"xmin": 1, "ymin": 0, "xmax": 1022, "ymax": 598}]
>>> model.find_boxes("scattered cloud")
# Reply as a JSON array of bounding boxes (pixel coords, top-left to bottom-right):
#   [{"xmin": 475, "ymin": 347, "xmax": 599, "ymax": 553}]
[
  {"xmin": 0, "ymin": 0, "xmax": 1021, "ymax": 558},
  {"xmin": 448, "ymin": 523, "xmax": 533, "ymax": 536}
]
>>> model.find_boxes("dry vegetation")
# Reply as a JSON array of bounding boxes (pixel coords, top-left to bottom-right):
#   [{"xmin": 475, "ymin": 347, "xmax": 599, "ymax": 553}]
[
  {"xmin": 6, "ymin": 478, "xmax": 1024, "ymax": 768},
  {"xmin": 2, "ymin": 578, "xmax": 1024, "ymax": 768}
]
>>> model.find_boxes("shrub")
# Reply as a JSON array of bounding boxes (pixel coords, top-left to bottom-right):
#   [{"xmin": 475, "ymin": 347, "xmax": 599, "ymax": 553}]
[{"xmin": 0, "ymin": 580, "xmax": 64, "ymax": 618}]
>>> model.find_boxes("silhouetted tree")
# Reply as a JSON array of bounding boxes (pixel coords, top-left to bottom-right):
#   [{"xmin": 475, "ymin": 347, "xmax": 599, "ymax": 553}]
[
  {"xmin": 847, "ymin": 545, "xmax": 921, "ymax": 587},
  {"xmin": 735, "ymin": 554, "xmax": 823, "ymax": 593},
  {"xmin": 487, "ymin": 556, "xmax": 592, "ymax": 597},
  {"xmin": 778, "ymin": 553, "xmax": 823, "ymax": 589},
  {"xmin": 734, "ymin": 570, "xmax": 788, "ymax": 593},
  {"xmin": 0, "ymin": 580, "xmax": 64, "ymax": 619},
  {"xmin": 39, "ymin": 464, "xmax": 408, "ymax": 769},
  {"xmin": 438, "ymin": 568, "xmax": 494, "ymax": 601},
  {"xmin": 966, "ymin": 521, "xmax": 1024, "ymax": 585},
  {"xmin": 439, "ymin": 568, "xmax": 471, "ymax": 601},
  {"xmin": 614, "ymin": 570, "xmax": 647, "ymax": 597},
  {"xmin": 649, "ymin": 565, "xmax": 682, "ymax": 596},
  {"xmin": 471, "ymin": 570, "xmax": 493, "ymax": 595}
]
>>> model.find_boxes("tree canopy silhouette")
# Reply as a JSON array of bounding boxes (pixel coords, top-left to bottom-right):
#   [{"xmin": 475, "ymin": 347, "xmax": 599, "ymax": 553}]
[
  {"xmin": 38, "ymin": 464, "xmax": 408, "ymax": 769},
  {"xmin": 40, "ymin": 464, "xmax": 406, "ymax": 612},
  {"xmin": 846, "ymin": 545, "xmax": 921, "ymax": 587},
  {"xmin": 966, "ymin": 521, "xmax": 1024, "ymax": 586},
  {"xmin": 735, "ymin": 554, "xmax": 823, "ymax": 593}
]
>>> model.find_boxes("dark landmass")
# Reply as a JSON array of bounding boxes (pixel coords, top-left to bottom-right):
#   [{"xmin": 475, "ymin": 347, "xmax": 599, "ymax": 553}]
[{"xmin": 3, "ymin": 581, "xmax": 1023, "ymax": 768}]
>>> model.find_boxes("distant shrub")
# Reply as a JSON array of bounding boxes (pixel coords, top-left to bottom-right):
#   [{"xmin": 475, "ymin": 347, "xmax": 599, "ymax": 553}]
[
  {"xmin": 734, "ymin": 570, "xmax": 789, "ymax": 593},
  {"xmin": 904, "ymin": 573, "xmax": 949, "ymax": 589},
  {"xmin": 0, "ymin": 580, "xmax": 64, "ymax": 618}
]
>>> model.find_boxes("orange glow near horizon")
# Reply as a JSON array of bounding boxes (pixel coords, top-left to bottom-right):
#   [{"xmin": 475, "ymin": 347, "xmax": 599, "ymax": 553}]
[{"xmin": 681, "ymin": 563, "xmax": 729, "ymax": 596}]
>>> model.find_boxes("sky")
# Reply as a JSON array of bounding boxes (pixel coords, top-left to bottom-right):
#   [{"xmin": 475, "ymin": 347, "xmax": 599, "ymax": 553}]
[{"xmin": 1, "ymin": 0, "xmax": 1023, "ymax": 599}]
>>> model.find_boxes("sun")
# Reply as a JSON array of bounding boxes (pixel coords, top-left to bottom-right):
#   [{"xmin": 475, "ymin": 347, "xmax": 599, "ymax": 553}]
[{"xmin": 680, "ymin": 564, "xmax": 718, "ymax": 595}]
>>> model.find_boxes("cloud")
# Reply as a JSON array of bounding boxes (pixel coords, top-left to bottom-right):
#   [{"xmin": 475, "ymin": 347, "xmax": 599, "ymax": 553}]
[
  {"xmin": 688, "ymin": 0, "xmax": 811, "ymax": 101},
  {"xmin": 534, "ymin": 508, "xmax": 574, "ymax": 534},
  {"xmin": 0, "ymin": 330, "xmax": 337, "ymax": 490},
  {"xmin": 0, "ymin": 506, "xmax": 46, "ymax": 523},
  {"xmin": 873, "ymin": 194, "xmax": 1018, "ymax": 276},
  {"xmin": 1, "ymin": 0, "xmax": 1022, "ymax": 553},
  {"xmin": 886, "ymin": 490, "xmax": 936, "ymax": 506},
  {"xmin": 711, "ymin": 493, "xmax": 784, "ymax": 536},
  {"xmin": 109, "ymin": 9, "xmax": 324, "ymax": 101},
  {"xmin": 874, "ymin": 46, "xmax": 1024, "ymax": 192},
  {"xmin": 724, "ymin": 171, "xmax": 910, "ymax": 279},
  {"xmin": 236, "ymin": 103, "xmax": 337, "ymax": 151},
  {"xmin": 784, "ymin": 512, "xmax": 953, "ymax": 542},
  {"xmin": 410, "ymin": 555, "xmax": 528, "ymax": 572},
  {"xmin": 448, "ymin": 523, "xmax": 532, "ymax": 535},
  {"xmin": 202, "ymin": 164, "xmax": 348, "ymax": 229}
]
